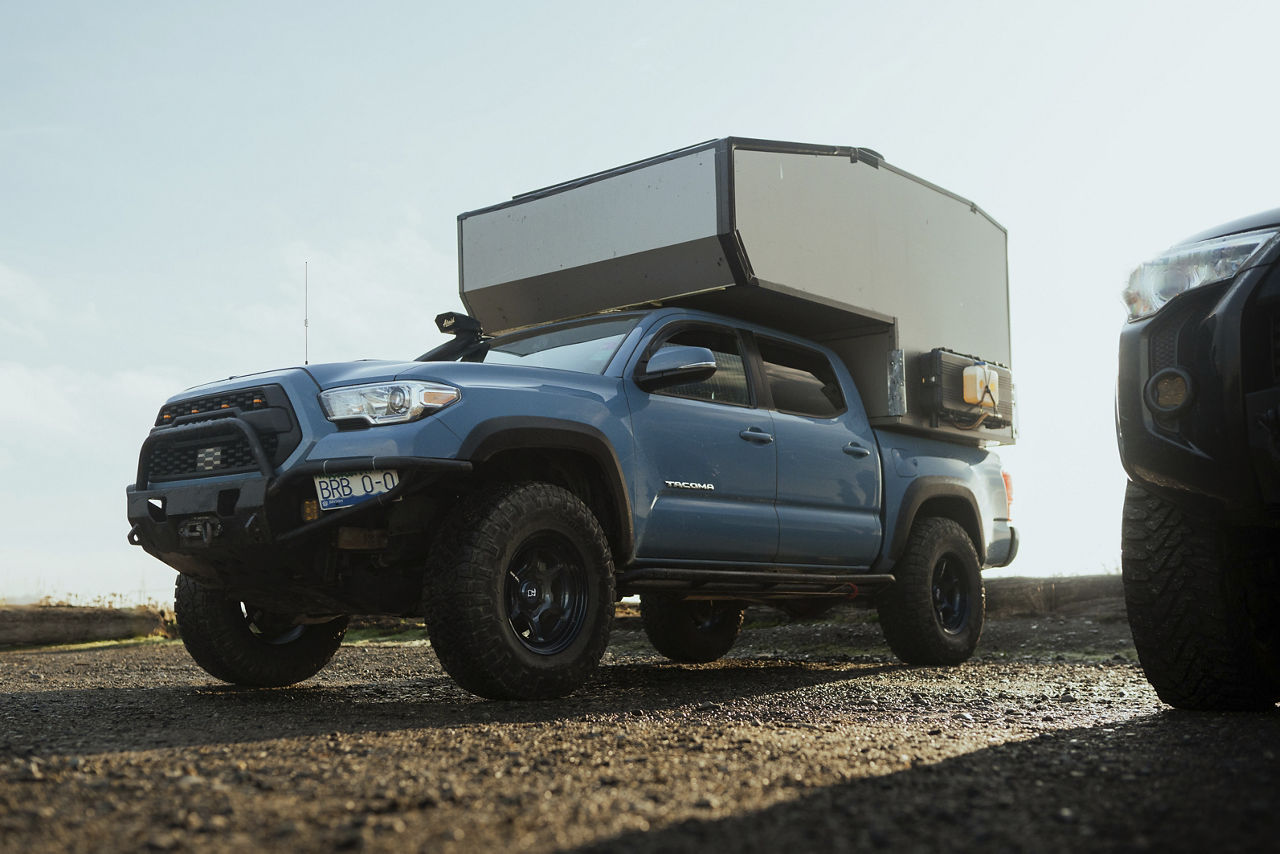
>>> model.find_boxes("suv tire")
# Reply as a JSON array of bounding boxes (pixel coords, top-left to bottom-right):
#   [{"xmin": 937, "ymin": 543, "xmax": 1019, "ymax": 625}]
[
  {"xmin": 877, "ymin": 516, "xmax": 984, "ymax": 665},
  {"xmin": 1121, "ymin": 482, "xmax": 1279, "ymax": 710},
  {"xmin": 424, "ymin": 482, "xmax": 615, "ymax": 700},
  {"xmin": 174, "ymin": 575, "xmax": 348, "ymax": 687},
  {"xmin": 640, "ymin": 596, "xmax": 745, "ymax": 663}
]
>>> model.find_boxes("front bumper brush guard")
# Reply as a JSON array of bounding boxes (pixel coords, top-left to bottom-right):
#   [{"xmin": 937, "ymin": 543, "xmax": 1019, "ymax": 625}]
[{"xmin": 134, "ymin": 413, "xmax": 274, "ymax": 490}]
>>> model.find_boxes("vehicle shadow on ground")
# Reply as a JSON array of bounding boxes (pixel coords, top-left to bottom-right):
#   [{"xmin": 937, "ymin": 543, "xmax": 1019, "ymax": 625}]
[
  {"xmin": 0, "ymin": 656, "xmax": 905, "ymax": 757},
  {"xmin": 570, "ymin": 707, "xmax": 1280, "ymax": 853}
]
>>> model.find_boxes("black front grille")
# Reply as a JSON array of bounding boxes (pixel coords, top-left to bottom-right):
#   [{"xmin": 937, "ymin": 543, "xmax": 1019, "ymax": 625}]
[
  {"xmin": 1146, "ymin": 284, "xmax": 1234, "ymax": 380},
  {"xmin": 1149, "ymin": 325, "xmax": 1178, "ymax": 374},
  {"xmin": 157, "ymin": 388, "xmax": 269, "ymax": 426},
  {"xmin": 143, "ymin": 384, "xmax": 300, "ymax": 484},
  {"xmin": 147, "ymin": 432, "xmax": 281, "ymax": 479}
]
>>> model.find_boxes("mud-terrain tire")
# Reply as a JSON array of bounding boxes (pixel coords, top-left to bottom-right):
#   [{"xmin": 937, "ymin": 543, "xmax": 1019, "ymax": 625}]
[
  {"xmin": 877, "ymin": 517, "xmax": 984, "ymax": 666},
  {"xmin": 174, "ymin": 575, "xmax": 348, "ymax": 687},
  {"xmin": 423, "ymin": 482, "xmax": 615, "ymax": 700},
  {"xmin": 1121, "ymin": 482, "xmax": 1280, "ymax": 710},
  {"xmin": 640, "ymin": 596, "xmax": 745, "ymax": 663}
]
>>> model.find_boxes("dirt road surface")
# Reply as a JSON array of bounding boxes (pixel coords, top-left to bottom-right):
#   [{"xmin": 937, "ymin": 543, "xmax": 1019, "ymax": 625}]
[{"xmin": 2, "ymin": 604, "xmax": 1278, "ymax": 852}]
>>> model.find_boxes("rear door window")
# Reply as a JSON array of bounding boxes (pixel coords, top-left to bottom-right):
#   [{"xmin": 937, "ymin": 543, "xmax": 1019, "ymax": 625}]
[{"xmin": 757, "ymin": 338, "xmax": 846, "ymax": 418}]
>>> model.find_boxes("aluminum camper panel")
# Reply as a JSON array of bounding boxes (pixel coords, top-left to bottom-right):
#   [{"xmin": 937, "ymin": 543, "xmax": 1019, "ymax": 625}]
[
  {"xmin": 459, "ymin": 147, "xmax": 733, "ymax": 333},
  {"xmin": 730, "ymin": 148, "xmax": 1011, "ymax": 367}
]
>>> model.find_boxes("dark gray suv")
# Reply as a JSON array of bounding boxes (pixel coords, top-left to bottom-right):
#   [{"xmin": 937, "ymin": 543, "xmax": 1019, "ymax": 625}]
[{"xmin": 1118, "ymin": 209, "xmax": 1280, "ymax": 710}]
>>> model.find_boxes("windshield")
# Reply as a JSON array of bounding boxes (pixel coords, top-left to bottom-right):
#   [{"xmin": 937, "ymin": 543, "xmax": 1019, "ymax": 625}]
[{"xmin": 466, "ymin": 315, "xmax": 640, "ymax": 374}]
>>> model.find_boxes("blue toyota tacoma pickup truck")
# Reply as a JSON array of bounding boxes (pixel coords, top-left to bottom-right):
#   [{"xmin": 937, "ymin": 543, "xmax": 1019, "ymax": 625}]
[
  {"xmin": 126, "ymin": 306, "xmax": 1016, "ymax": 699},
  {"xmin": 127, "ymin": 138, "xmax": 1020, "ymax": 699}
]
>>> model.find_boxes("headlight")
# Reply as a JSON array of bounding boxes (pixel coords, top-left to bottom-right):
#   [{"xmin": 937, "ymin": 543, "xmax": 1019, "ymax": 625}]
[
  {"xmin": 1122, "ymin": 227, "xmax": 1279, "ymax": 321},
  {"xmin": 319, "ymin": 381, "xmax": 460, "ymax": 426}
]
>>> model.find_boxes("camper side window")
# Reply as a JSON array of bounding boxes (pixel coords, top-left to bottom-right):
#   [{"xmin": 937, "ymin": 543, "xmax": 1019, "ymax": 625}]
[{"xmin": 652, "ymin": 327, "xmax": 751, "ymax": 407}]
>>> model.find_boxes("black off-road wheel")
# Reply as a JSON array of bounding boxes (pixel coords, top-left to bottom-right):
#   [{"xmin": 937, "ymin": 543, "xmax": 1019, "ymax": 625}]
[
  {"xmin": 877, "ymin": 516, "xmax": 984, "ymax": 665},
  {"xmin": 174, "ymin": 575, "xmax": 348, "ymax": 687},
  {"xmin": 1121, "ymin": 482, "xmax": 1279, "ymax": 711},
  {"xmin": 640, "ymin": 596, "xmax": 745, "ymax": 663},
  {"xmin": 423, "ymin": 482, "xmax": 615, "ymax": 700}
]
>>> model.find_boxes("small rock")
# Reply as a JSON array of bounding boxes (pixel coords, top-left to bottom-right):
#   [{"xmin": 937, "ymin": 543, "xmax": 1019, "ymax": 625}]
[{"xmin": 274, "ymin": 821, "xmax": 300, "ymax": 837}]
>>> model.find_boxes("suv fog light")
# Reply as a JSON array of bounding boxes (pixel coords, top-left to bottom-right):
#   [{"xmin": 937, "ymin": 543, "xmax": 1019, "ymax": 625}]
[{"xmin": 1144, "ymin": 368, "xmax": 1194, "ymax": 415}]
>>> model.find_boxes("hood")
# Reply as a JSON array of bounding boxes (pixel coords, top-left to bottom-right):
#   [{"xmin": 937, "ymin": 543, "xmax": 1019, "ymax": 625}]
[
  {"xmin": 395, "ymin": 360, "xmax": 627, "ymax": 397},
  {"xmin": 1180, "ymin": 208, "xmax": 1280, "ymax": 246},
  {"xmin": 302, "ymin": 360, "xmax": 425, "ymax": 389},
  {"xmin": 170, "ymin": 361, "xmax": 421, "ymax": 402},
  {"xmin": 305, "ymin": 359, "xmax": 585, "ymax": 390},
  {"xmin": 179, "ymin": 358, "xmax": 621, "ymax": 400}
]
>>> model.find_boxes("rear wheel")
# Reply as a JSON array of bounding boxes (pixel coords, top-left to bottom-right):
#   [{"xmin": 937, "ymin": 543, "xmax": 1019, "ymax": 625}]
[
  {"xmin": 174, "ymin": 575, "xmax": 348, "ymax": 687},
  {"xmin": 640, "ymin": 596, "xmax": 745, "ymax": 663},
  {"xmin": 1121, "ymin": 482, "xmax": 1279, "ymax": 710},
  {"xmin": 424, "ymin": 482, "xmax": 615, "ymax": 700},
  {"xmin": 877, "ymin": 517, "xmax": 984, "ymax": 665}
]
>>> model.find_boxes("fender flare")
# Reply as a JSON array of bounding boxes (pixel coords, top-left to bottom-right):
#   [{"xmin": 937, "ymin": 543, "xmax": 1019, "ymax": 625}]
[
  {"xmin": 457, "ymin": 417, "xmax": 635, "ymax": 562},
  {"xmin": 888, "ymin": 477, "xmax": 986, "ymax": 565}
]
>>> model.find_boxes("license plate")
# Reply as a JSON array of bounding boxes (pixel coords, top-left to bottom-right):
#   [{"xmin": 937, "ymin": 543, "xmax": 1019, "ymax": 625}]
[{"xmin": 313, "ymin": 470, "xmax": 400, "ymax": 511}]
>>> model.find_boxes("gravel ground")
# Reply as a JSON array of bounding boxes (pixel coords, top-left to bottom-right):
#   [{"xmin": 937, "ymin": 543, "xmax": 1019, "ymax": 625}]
[{"xmin": 2, "ymin": 602, "xmax": 1277, "ymax": 852}]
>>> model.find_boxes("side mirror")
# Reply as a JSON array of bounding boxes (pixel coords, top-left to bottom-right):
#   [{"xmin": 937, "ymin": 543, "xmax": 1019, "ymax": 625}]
[{"xmin": 636, "ymin": 345, "xmax": 718, "ymax": 390}]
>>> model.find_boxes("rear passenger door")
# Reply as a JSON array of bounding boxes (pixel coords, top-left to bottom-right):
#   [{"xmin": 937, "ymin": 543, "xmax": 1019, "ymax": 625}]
[
  {"xmin": 625, "ymin": 322, "xmax": 779, "ymax": 563},
  {"xmin": 754, "ymin": 335, "xmax": 883, "ymax": 567}
]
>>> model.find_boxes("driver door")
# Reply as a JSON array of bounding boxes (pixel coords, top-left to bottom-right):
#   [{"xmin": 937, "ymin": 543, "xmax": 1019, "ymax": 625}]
[{"xmin": 625, "ymin": 322, "xmax": 779, "ymax": 563}]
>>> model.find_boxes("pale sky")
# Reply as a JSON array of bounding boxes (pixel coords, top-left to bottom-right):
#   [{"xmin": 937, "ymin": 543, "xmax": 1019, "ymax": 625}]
[{"xmin": 2, "ymin": 0, "xmax": 1276, "ymax": 603}]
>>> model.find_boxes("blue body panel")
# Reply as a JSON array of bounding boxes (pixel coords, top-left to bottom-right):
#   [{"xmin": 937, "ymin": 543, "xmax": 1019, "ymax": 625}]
[
  {"xmin": 877, "ymin": 432, "xmax": 1013, "ymax": 566},
  {"xmin": 624, "ymin": 384, "xmax": 779, "ymax": 562}
]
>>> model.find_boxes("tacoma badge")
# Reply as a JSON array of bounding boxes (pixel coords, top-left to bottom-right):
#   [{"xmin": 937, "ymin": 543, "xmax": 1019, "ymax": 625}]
[{"xmin": 665, "ymin": 481, "xmax": 715, "ymax": 490}]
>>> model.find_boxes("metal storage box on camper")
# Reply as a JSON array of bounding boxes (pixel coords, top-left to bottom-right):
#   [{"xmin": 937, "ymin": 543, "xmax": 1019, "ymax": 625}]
[{"xmin": 458, "ymin": 137, "xmax": 1014, "ymax": 444}]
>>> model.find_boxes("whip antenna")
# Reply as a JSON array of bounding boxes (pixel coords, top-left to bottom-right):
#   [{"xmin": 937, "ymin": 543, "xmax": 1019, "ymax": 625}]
[{"xmin": 304, "ymin": 261, "xmax": 309, "ymax": 365}]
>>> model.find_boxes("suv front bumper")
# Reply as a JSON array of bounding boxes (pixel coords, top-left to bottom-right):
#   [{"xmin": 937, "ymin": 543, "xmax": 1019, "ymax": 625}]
[{"xmin": 1117, "ymin": 259, "xmax": 1280, "ymax": 522}]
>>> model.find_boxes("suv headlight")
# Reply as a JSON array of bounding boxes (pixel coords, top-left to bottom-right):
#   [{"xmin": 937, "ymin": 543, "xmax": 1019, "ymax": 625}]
[
  {"xmin": 319, "ymin": 381, "xmax": 460, "ymax": 426},
  {"xmin": 1122, "ymin": 227, "xmax": 1280, "ymax": 321}
]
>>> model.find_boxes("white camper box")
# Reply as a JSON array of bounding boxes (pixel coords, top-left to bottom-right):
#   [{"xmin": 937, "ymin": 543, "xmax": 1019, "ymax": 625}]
[{"xmin": 457, "ymin": 138, "xmax": 1014, "ymax": 445}]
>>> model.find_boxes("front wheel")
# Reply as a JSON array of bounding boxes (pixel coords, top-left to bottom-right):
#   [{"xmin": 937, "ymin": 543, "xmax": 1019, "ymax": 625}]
[
  {"xmin": 174, "ymin": 575, "xmax": 348, "ymax": 687},
  {"xmin": 877, "ymin": 517, "xmax": 984, "ymax": 665},
  {"xmin": 423, "ymin": 483, "xmax": 615, "ymax": 700},
  {"xmin": 1121, "ymin": 482, "xmax": 1279, "ymax": 710}
]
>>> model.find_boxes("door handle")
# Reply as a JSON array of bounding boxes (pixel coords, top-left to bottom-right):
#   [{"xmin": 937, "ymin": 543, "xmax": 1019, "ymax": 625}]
[
  {"xmin": 843, "ymin": 442, "xmax": 873, "ymax": 458},
  {"xmin": 739, "ymin": 427, "xmax": 774, "ymax": 444}
]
